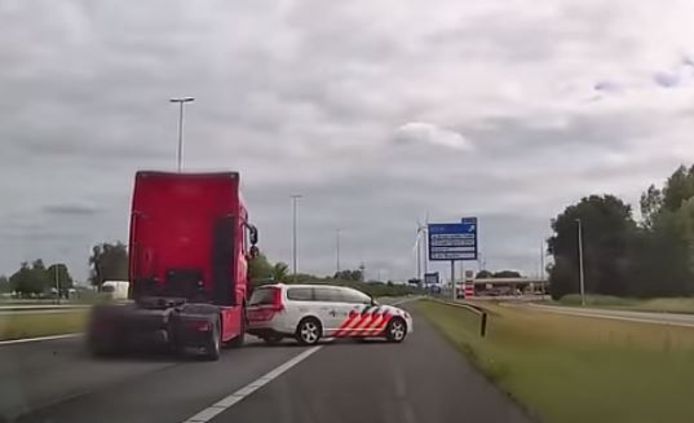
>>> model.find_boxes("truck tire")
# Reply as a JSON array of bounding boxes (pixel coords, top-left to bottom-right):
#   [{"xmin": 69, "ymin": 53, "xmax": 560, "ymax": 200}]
[
  {"xmin": 204, "ymin": 318, "xmax": 221, "ymax": 361},
  {"xmin": 87, "ymin": 336, "xmax": 112, "ymax": 357}
]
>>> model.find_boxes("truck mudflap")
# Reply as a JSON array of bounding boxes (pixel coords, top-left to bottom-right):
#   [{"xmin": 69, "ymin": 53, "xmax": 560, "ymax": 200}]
[{"xmin": 87, "ymin": 300, "xmax": 222, "ymax": 359}]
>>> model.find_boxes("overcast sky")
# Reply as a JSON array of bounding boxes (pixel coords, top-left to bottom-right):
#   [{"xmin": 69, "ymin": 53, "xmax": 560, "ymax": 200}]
[{"xmin": 2, "ymin": 0, "xmax": 694, "ymax": 282}]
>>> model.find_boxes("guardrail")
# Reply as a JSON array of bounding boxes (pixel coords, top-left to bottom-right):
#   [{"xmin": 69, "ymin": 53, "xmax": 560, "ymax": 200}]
[
  {"xmin": 0, "ymin": 304, "xmax": 91, "ymax": 312},
  {"xmin": 429, "ymin": 298, "xmax": 488, "ymax": 337}
]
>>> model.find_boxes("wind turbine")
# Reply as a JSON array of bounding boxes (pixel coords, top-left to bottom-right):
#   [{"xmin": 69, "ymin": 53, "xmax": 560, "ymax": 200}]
[{"xmin": 413, "ymin": 218, "xmax": 428, "ymax": 281}]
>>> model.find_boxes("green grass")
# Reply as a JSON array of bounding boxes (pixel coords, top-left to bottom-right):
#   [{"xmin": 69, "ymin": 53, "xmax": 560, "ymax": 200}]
[
  {"xmin": 0, "ymin": 310, "xmax": 88, "ymax": 341},
  {"xmin": 417, "ymin": 299, "xmax": 694, "ymax": 423},
  {"xmin": 559, "ymin": 294, "xmax": 694, "ymax": 314}
]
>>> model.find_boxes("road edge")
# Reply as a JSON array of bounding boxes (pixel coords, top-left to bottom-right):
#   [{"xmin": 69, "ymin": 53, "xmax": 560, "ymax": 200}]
[{"xmin": 415, "ymin": 299, "xmax": 540, "ymax": 422}]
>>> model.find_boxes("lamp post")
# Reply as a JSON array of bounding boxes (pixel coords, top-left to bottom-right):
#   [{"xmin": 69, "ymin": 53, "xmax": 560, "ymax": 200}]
[{"xmin": 169, "ymin": 97, "xmax": 195, "ymax": 172}]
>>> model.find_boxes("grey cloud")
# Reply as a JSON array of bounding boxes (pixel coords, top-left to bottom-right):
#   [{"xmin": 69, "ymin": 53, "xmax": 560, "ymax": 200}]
[
  {"xmin": 653, "ymin": 71, "xmax": 680, "ymax": 88},
  {"xmin": 1, "ymin": 0, "xmax": 692, "ymax": 282},
  {"xmin": 42, "ymin": 202, "xmax": 101, "ymax": 216}
]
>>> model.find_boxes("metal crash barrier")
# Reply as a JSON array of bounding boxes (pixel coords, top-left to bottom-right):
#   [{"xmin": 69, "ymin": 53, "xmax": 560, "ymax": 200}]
[{"xmin": 430, "ymin": 298, "xmax": 488, "ymax": 338}]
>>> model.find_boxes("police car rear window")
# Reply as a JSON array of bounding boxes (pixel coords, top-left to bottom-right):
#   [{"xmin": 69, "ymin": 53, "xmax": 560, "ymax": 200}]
[
  {"xmin": 287, "ymin": 287, "xmax": 313, "ymax": 301},
  {"xmin": 249, "ymin": 287, "xmax": 276, "ymax": 305}
]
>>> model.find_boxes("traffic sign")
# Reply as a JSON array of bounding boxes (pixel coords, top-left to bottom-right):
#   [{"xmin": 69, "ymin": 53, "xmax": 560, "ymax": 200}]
[
  {"xmin": 424, "ymin": 272, "xmax": 439, "ymax": 285},
  {"xmin": 428, "ymin": 220, "xmax": 478, "ymax": 261}
]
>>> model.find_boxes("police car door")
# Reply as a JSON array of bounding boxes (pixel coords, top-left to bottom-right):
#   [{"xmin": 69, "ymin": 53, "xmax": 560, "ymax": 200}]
[
  {"xmin": 338, "ymin": 288, "xmax": 376, "ymax": 337},
  {"xmin": 312, "ymin": 286, "xmax": 349, "ymax": 335}
]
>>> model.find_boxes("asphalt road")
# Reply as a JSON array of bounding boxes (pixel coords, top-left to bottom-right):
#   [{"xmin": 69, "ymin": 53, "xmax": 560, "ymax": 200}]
[
  {"xmin": 1, "ymin": 301, "xmax": 531, "ymax": 423},
  {"xmin": 526, "ymin": 303, "xmax": 694, "ymax": 327}
]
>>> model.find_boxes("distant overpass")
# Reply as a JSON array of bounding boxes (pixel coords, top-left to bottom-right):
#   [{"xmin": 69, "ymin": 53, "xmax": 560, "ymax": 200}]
[{"xmin": 460, "ymin": 277, "xmax": 549, "ymax": 294}]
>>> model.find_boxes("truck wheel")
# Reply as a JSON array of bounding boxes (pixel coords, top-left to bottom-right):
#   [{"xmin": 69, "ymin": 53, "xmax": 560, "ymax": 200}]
[
  {"xmin": 296, "ymin": 317, "xmax": 321, "ymax": 346},
  {"xmin": 385, "ymin": 317, "xmax": 407, "ymax": 343},
  {"xmin": 204, "ymin": 318, "xmax": 221, "ymax": 361},
  {"xmin": 87, "ymin": 337, "xmax": 112, "ymax": 357}
]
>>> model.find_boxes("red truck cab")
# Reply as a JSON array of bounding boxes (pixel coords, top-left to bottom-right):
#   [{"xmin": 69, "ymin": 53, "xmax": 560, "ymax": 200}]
[{"xmin": 87, "ymin": 171, "xmax": 258, "ymax": 360}]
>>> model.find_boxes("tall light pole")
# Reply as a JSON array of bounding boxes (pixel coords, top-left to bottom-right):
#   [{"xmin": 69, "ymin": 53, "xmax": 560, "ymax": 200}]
[
  {"xmin": 336, "ymin": 229, "xmax": 341, "ymax": 275},
  {"xmin": 55, "ymin": 265, "xmax": 60, "ymax": 305},
  {"xmin": 169, "ymin": 97, "xmax": 195, "ymax": 172},
  {"xmin": 576, "ymin": 218, "xmax": 586, "ymax": 306},
  {"xmin": 291, "ymin": 194, "xmax": 302, "ymax": 283}
]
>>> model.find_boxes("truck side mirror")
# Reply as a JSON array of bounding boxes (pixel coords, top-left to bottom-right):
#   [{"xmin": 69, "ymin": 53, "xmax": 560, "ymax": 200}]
[
  {"xmin": 249, "ymin": 225, "xmax": 258, "ymax": 245},
  {"xmin": 249, "ymin": 245, "xmax": 260, "ymax": 259}
]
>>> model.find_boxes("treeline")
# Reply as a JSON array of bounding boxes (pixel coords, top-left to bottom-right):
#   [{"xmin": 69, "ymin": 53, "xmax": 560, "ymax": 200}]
[
  {"xmin": 0, "ymin": 241, "xmax": 129, "ymax": 297},
  {"xmin": 248, "ymin": 253, "xmax": 421, "ymax": 297},
  {"xmin": 549, "ymin": 164, "xmax": 694, "ymax": 299},
  {"xmin": 0, "ymin": 260, "xmax": 73, "ymax": 296}
]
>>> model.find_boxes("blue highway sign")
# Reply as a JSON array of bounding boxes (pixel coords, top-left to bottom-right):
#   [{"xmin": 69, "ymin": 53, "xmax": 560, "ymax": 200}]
[{"xmin": 428, "ymin": 219, "xmax": 478, "ymax": 261}]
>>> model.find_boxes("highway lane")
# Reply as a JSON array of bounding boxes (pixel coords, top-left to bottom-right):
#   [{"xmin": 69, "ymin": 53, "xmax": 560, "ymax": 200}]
[
  {"xmin": 4, "ymin": 301, "xmax": 531, "ymax": 423},
  {"xmin": 3, "ymin": 336, "xmax": 313, "ymax": 423},
  {"xmin": 525, "ymin": 303, "xmax": 694, "ymax": 327},
  {"xmin": 198, "ymin": 303, "xmax": 531, "ymax": 423}
]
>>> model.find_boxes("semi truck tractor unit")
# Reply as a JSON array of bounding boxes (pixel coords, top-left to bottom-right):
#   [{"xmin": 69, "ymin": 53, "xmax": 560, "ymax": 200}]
[{"xmin": 87, "ymin": 171, "xmax": 258, "ymax": 360}]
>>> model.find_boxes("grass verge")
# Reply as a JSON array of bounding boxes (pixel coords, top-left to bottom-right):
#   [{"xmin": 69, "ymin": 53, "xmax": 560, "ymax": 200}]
[
  {"xmin": 417, "ymin": 299, "xmax": 694, "ymax": 423},
  {"xmin": 558, "ymin": 294, "xmax": 694, "ymax": 314},
  {"xmin": 0, "ymin": 311, "xmax": 87, "ymax": 341}
]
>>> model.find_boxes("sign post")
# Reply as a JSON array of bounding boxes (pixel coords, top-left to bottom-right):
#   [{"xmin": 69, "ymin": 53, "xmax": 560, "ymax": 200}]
[
  {"xmin": 429, "ymin": 218, "xmax": 478, "ymax": 300},
  {"xmin": 450, "ymin": 260, "xmax": 455, "ymax": 300}
]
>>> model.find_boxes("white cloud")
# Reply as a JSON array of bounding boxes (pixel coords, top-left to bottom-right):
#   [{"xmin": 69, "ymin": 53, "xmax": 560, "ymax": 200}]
[{"xmin": 394, "ymin": 122, "xmax": 473, "ymax": 151}]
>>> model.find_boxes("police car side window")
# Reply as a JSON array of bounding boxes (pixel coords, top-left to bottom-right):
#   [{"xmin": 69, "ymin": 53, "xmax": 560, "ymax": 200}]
[
  {"xmin": 341, "ymin": 288, "xmax": 371, "ymax": 304},
  {"xmin": 314, "ymin": 287, "xmax": 343, "ymax": 303},
  {"xmin": 287, "ymin": 287, "xmax": 313, "ymax": 301}
]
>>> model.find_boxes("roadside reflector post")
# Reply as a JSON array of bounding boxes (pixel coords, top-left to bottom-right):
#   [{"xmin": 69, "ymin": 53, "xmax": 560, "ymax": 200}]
[{"xmin": 480, "ymin": 312, "xmax": 487, "ymax": 337}]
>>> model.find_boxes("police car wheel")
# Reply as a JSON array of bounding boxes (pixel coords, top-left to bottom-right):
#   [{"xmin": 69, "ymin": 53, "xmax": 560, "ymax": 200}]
[
  {"xmin": 296, "ymin": 318, "xmax": 321, "ymax": 345},
  {"xmin": 386, "ymin": 317, "xmax": 407, "ymax": 343}
]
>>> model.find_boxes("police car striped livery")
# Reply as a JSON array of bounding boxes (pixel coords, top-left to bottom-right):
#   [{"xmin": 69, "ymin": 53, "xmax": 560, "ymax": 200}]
[{"xmin": 246, "ymin": 284, "xmax": 413, "ymax": 345}]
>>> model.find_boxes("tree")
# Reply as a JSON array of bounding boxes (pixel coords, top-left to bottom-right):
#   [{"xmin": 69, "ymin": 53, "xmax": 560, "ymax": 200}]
[
  {"xmin": 9, "ymin": 260, "xmax": 49, "ymax": 296},
  {"xmin": 248, "ymin": 253, "xmax": 274, "ymax": 285},
  {"xmin": 334, "ymin": 269, "xmax": 363, "ymax": 281},
  {"xmin": 640, "ymin": 184, "xmax": 663, "ymax": 229},
  {"xmin": 493, "ymin": 270, "xmax": 522, "ymax": 278},
  {"xmin": 475, "ymin": 270, "xmax": 493, "ymax": 279},
  {"xmin": 662, "ymin": 165, "xmax": 694, "ymax": 212},
  {"xmin": 89, "ymin": 242, "xmax": 128, "ymax": 287},
  {"xmin": 629, "ymin": 165, "xmax": 694, "ymax": 297},
  {"xmin": 548, "ymin": 195, "xmax": 636, "ymax": 299},
  {"xmin": 271, "ymin": 262, "xmax": 289, "ymax": 282},
  {"xmin": 46, "ymin": 264, "xmax": 74, "ymax": 294},
  {"xmin": 0, "ymin": 275, "xmax": 10, "ymax": 293}
]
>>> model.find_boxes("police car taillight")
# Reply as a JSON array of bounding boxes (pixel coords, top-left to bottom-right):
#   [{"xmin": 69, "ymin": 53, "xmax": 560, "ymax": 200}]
[
  {"xmin": 271, "ymin": 287, "xmax": 284, "ymax": 312},
  {"xmin": 248, "ymin": 287, "xmax": 284, "ymax": 322}
]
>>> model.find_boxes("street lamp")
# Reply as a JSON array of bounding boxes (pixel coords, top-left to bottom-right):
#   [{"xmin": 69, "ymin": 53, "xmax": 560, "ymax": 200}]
[
  {"xmin": 169, "ymin": 97, "xmax": 195, "ymax": 172},
  {"xmin": 291, "ymin": 194, "xmax": 303, "ymax": 283},
  {"xmin": 336, "ymin": 229, "xmax": 341, "ymax": 275},
  {"xmin": 575, "ymin": 218, "xmax": 586, "ymax": 306}
]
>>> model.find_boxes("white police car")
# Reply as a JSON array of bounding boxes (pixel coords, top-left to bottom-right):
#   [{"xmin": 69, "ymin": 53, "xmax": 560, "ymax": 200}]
[{"xmin": 246, "ymin": 284, "xmax": 413, "ymax": 345}]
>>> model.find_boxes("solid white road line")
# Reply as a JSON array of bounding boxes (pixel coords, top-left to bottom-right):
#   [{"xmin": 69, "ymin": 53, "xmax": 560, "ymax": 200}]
[
  {"xmin": 0, "ymin": 309, "xmax": 87, "ymax": 316},
  {"xmin": 527, "ymin": 305, "xmax": 694, "ymax": 328},
  {"xmin": 0, "ymin": 333, "xmax": 82, "ymax": 346},
  {"xmin": 182, "ymin": 345, "xmax": 323, "ymax": 423}
]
